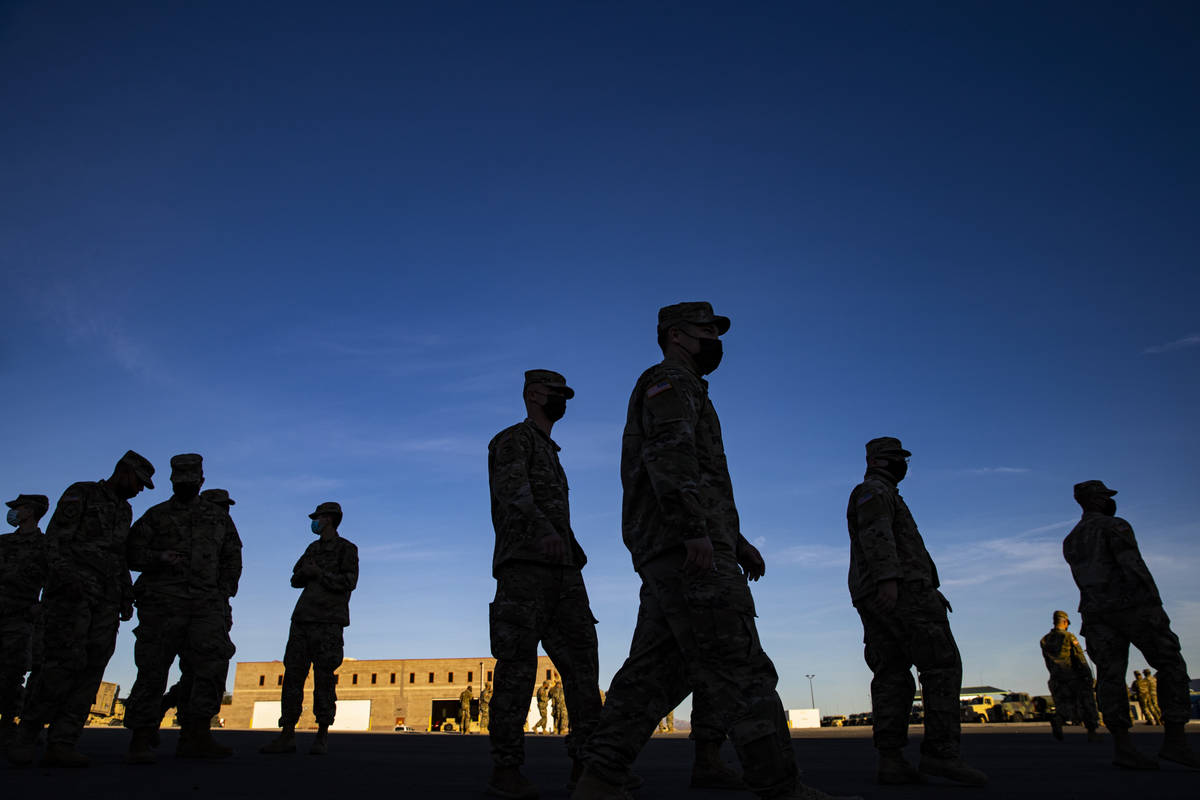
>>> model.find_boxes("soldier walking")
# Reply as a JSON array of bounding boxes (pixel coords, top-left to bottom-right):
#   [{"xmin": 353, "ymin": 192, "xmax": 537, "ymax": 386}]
[
  {"xmin": 1062, "ymin": 480, "xmax": 1199, "ymax": 769},
  {"xmin": 1145, "ymin": 670, "xmax": 1164, "ymax": 726},
  {"xmin": 1133, "ymin": 670, "xmax": 1156, "ymax": 725},
  {"xmin": 0, "ymin": 494, "xmax": 50, "ymax": 745},
  {"xmin": 1039, "ymin": 610, "xmax": 1099, "ymax": 741},
  {"xmin": 533, "ymin": 680, "xmax": 552, "ymax": 735},
  {"xmin": 485, "ymin": 370, "xmax": 603, "ymax": 798},
  {"xmin": 460, "ymin": 685, "xmax": 474, "ymax": 734},
  {"xmin": 261, "ymin": 501, "xmax": 359, "ymax": 755},
  {"xmin": 480, "ymin": 681, "xmax": 492, "ymax": 732},
  {"xmin": 572, "ymin": 303, "xmax": 855, "ymax": 800},
  {"xmin": 124, "ymin": 455, "xmax": 241, "ymax": 763},
  {"xmin": 550, "ymin": 680, "xmax": 567, "ymax": 734},
  {"xmin": 7, "ymin": 451, "xmax": 154, "ymax": 767},
  {"xmin": 847, "ymin": 437, "xmax": 987, "ymax": 786}
]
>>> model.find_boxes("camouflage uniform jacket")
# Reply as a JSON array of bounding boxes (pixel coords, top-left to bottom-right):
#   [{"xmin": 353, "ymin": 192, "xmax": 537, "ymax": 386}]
[
  {"xmin": 620, "ymin": 358, "xmax": 743, "ymax": 569},
  {"xmin": 127, "ymin": 496, "xmax": 242, "ymax": 603},
  {"xmin": 846, "ymin": 468, "xmax": 940, "ymax": 602},
  {"xmin": 1134, "ymin": 674, "xmax": 1151, "ymax": 701},
  {"xmin": 460, "ymin": 689, "xmax": 473, "ymax": 710},
  {"xmin": 44, "ymin": 480, "xmax": 134, "ymax": 604},
  {"xmin": 536, "ymin": 684, "xmax": 550, "ymax": 705},
  {"xmin": 488, "ymin": 419, "xmax": 586, "ymax": 576},
  {"xmin": 290, "ymin": 534, "xmax": 358, "ymax": 626},
  {"xmin": 1062, "ymin": 511, "xmax": 1161, "ymax": 613},
  {"xmin": 0, "ymin": 527, "xmax": 48, "ymax": 613},
  {"xmin": 1039, "ymin": 628, "xmax": 1091, "ymax": 679}
]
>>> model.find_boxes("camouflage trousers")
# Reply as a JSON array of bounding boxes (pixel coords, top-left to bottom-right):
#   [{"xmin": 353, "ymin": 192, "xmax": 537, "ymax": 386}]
[
  {"xmin": 124, "ymin": 598, "xmax": 235, "ymax": 729},
  {"xmin": 1143, "ymin": 691, "xmax": 1163, "ymax": 725},
  {"xmin": 855, "ymin": 583, "xmax": 962, "ymax": 758},
  {"xmin": 581, "ymin": 551, "xmax": 796, "ymax": 798},
  {"xmin": 460, "ymin": 704, "xmax": 472, "ymax": 732},
  {"xmin": 21, "ymin": 592, "xmax": 120, "ymax": 746},
  {"xmin": 1080, "ymin": 604, "xmax": 1190, "ymax": 730},
  {"xmin": 1046, "ymin": 672, "xmax": 1098, "ymax": 729},
  {"xmin": 488, "ymin": 563, "xmax": 601, "ymax": 766},
  {"xmin": 0, "ymin": 607, "xmax": 35, "ymax": 718},
  {"xmin": 534, "ymin": 700, "xmax": 550, "ymax": 733},
  {"xmin": 691, "ymin": 688, "xmax": 726, "ymax": 744},
  {"xmin": 159, "ymin": 602, "xmax": 232, "ymax": 724},
  {"xmin": 480, "ymin": 701, "xmax": 490, "ymax": 731},
  {"xmin": 280, "ymin": 621, "xmax": 344, "ymax": 726}
]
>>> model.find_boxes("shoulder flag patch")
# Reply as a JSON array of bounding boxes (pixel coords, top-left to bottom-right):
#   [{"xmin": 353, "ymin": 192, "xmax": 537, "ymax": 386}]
[
  {"xmin": 646, "ymin": 381, "xmax": 673, "ymax": 399},
  {"xmin": 856, "ymin": 492, "xmax": 874, "ymax": 506}
]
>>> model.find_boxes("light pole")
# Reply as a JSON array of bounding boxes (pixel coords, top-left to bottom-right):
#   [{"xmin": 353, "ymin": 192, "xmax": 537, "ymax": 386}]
[{"xmin": 805, "ymin": 674, "xmax": 816, "ymax": 709}]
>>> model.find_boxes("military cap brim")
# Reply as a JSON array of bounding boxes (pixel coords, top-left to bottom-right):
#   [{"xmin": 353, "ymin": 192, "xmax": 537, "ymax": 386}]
[
  {"xmin": 656, "ymin": 301, "xmax": 731, "ymax": 335},
  {"xmin": 309, "ymin": 501, "xmax": 342, "ymax": 519},
  {"xmin": 119, "ymin": 450, "xmax": 156, "ymax": 489},
  {"xmin": 523, "ymin": 370, "xmax": 575, "ymax": 399},
  {"xmin": 6, "ymin": 494, "xmax": 50, "ymax": 515}
]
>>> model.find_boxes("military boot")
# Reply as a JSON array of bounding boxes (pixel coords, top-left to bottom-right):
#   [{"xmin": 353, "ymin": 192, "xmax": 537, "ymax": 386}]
[
  {"xmin": 486, "ymin": 764, "xmax": 540, "ymax": 799},
  {"xmin": 41, "ymin": 742, "xmax": 90, "ymax": 768},
  {"xmin": 259, "ymin": 726, "xmax": 297, "ymax": 754},
  {"xmin": 1049, "ymin": 715, "xmax": 1064, "ymax": 741},
  {"xmin": 177, "ymin": 715, "xmax": 232, "ymax": 758},
  {"xmin": 309, "ymin": 724, "xmax": 329, "ymax": 755},
  {"xmin": 1159, "ymin": 722, "xmax": 1200, "ymax": 770},
  {"xmin": 126, "ymin": 727, "xmax": 158, "ymax": 764},
  {"xmin": 877, "ymin": 749, "xmax": 924, "ymax": 785},
  {"xmin": 691, "ymin": 739, "xmax": 747, "ymax": 790},
  {"xmin": 567, "ymin": 759, "xmax": 643, "ymax": 792},
  {"xmin": 1112, "ymin": 729, "xmax": 1158, "ymax": 770},
  {"xmin": 918, "ymin": 754, "xmax": 989, "ymax": 785},
  {"xmin": 568, "ymin": 766, "xmax": 631, "ymax": 800},
  {"xmin": 6, "ymin": 719, "xmax": 42, "ymax": 766},
  {"xmin": 1086, "ymin": 726, "xmax": 1102, "ymax": 743}
]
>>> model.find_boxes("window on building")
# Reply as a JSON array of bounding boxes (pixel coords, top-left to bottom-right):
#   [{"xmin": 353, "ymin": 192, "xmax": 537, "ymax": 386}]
[
  {"xmin": 258, "ymin": 675, "xmax": 265, "ymax": 686},
  {"xmin": 371, "ymin": 673, "xmax": 377, "ymax": 685},
  {"xmin": 390, "ymin": 673, "xmax": 396, "ymax": 684},
  {"xmin": 352, "ymin": 674, "xmax": 358, "ymax": 685},
  {"xmin": 487, "ymin": 670, "xmax": 493, "ymax": 682},
  {"xmin": 546, "ymin": 669, "xmax": 552, "ymax": 681},
  {"xmin": 448, "ymin": 672, "xmax": 454, "ymax": 683},
  {"xmin": 409, "ymin": 673, "xmax": 415, "ymax": 684},
  {"xmin": 467, "ymin": 671, "xmax": 473, "ymax": 683},
  {"xmin": 277, "ymin": 676, "xmax": 283, "ymax": 686},
  {"xmin": 428, "ymin": 672, "xmax": 434, "ymax": 684}
]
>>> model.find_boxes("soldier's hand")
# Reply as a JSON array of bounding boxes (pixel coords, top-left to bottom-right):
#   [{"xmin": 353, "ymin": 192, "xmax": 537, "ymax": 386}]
[
  {"xmin": 683, "ymin": 536, "xmax": 714, "ymax": 575},
  {"xmin": 875, "ymin": 579, "xmax": 899, "ymax": 613},
  {"xmin": 539, "ymin": 533, "xmax": 566, "ymax": 563},
  {"xmin": 737, "ymin": 540, "xmax": 766, "ymax": 581},
  {"xmin": 301, "ymin": 561, "xmax": 322, "ymax": 578}
]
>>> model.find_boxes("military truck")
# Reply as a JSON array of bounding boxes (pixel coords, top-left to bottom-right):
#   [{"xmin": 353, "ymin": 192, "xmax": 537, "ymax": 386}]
[
  {"xmin": 959, "ymin": 696, "xmax": 996, "ymax": 723},
  {"xmin": 995, "ymin": 692, "xmax": 1051, "ymax": 722},
  {"xmin": 87, "ymin": 682, "xmax": 123, "ymax": 726}
]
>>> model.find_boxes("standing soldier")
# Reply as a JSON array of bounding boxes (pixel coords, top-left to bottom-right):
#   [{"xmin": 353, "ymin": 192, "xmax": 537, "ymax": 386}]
[
  {"xmin": 572, "ymin": 303, "xmax": 856, "ymax": 800},
  {"xmin": 124, "ymin": 455, "xmax": 241, "ymax": 763},
  {"xmin": 846, "ymin": 437, "xmax": 987, "ymax": 786},
  {"xmin": 1133, "ymin": 671, "xmax": 1156, "ymax": 725},
  {"xmin": 7, "ymin": 450, "xmax": 155, "ymax": 767},
  {"xmin": 550, "ymin": 680, "xmax": 567, "ymax": 734},
  {"xmin": 460, "ymin": 685, "xmax": 474, "ymax": 734},
  {"xmin": 480, "ymin": 681, "xmax": 492, "ymax": 732},
  {"xmin": 1146, "ymin": 670, "xmax": 1164, "ymax": 726},
  {"xmin": 533, "ymin": 679, "xmax": 552, "ymax": 735},
  {"xmin": 1062, "ymin": 480, "xmax": 1199, "ymax": 769},
  {"xmin": 0, "ymin": 494, "xmax": 50, "ymax": 745},
  {"xmin": 485, "ymin": 369, "xmax": 604, "ymax": 799},
  {"xmin": 261, "ymin": 502, "xmax": 358, "ymax": 755},
  {"xmin": 1039, "ymin": 610, "xmax": 1099, "ymax": 741}
]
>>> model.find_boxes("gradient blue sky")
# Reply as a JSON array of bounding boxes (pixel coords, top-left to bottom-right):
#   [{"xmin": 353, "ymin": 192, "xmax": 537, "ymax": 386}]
[{"xmin": 2, "ymin": 1, "xmax": 1197, "ymax": 718}]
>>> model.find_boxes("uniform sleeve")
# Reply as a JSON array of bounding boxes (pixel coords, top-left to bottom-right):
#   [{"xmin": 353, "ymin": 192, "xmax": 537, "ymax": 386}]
[
  {"xmin": 218, "ymin": 517, "xmax": 243, "ymax": 598},
  {"xmin": 638, "ymin": 377, "xmax": 708, "ymax": 543},
  {"xmin": 44, "ymin": 484, "xmax": 88, "ymax": 585},
  {"xmin": 1107, "ymin": 518, "xmax": 1158, "ymax": 591},
  {"xmin": 318, "ymin": 541, "xmax": 358, "ymax": 594},
  {"xmin": 853, "ymin": 486, "xmax": 901, "ymax": 585},
  {"xmin": 290, "ymin": 545, "xmax": 312, "ymax": 588},
  {"xmin": 1039, "ymin": 633, "xmax": 1057, "ymax": 670},
  {"xmin": 125, "ymin": 511, "xmax": 156, "ymax": 573},
  {"xmin": 489, "ymin": 429, "xmax": 559, "ymax": 541}
]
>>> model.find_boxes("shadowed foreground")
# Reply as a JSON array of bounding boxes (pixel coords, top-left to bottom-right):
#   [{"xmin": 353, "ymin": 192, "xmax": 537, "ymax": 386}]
[{"xmin": 3, "ymin": 726, "xmax": 1197, "ymax": 798}]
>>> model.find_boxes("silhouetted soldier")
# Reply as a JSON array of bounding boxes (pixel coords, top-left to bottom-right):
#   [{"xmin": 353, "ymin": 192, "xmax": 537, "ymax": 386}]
[
  {"xmin": 1039, "ymin": 610, "xmax": 1099, "ymax": 741},
  {"xmin": 847, "ymin": 438, "xmax": 987, "ymax": 786},
  {"xmin": 0, "ymin": 494, "xmax": 50, "ymax": 745},
  {"xmin": 572, "ymin": 303, "xmax": 855, "ymax": 800},
  {"xmin": 124, "ymin": 455, "xmax": 241, "ymax": 763},
  {"xmin": 261, "ymin": 501, "xmax": 358, "ymax": 756},
  {"xmin": 480, "ymin": 681, "xmax": 492, "ymax": 732},
  {"xmin": 460, "ymin": 685, "xmax": 474, "ymax": 734},
  {"xmin": 1063, "ymin": 480, "xmax": 1199, "ymax": 769},
  {"xmin": 486, "ymin": 369, "xmax": 603, "ymax": 797},
  {"xmin": 7, "ymin": 451, "xmax": 154, "ymax": 767}
]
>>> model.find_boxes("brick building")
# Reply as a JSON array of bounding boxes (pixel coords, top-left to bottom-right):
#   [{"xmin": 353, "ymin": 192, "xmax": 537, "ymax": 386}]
[{"xmin": 223, "ymin": 656, "xmax": 560, "ymax": 732}]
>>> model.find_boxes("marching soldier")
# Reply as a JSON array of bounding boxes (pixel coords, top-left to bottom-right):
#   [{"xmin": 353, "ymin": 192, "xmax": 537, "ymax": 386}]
[
  {"xmin": 0, "ymin": 494, "xmax": 50, "ymax": 745},
  {"xmin": 534, "ymin": 680, "xmax": 551, "ymax": 735},
  {"xmin": 1039, "ymin": 610, "xmax": 1099, "ymax": 741}
]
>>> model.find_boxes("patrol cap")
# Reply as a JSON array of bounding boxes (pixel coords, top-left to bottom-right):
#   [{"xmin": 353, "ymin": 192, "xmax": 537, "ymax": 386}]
[
  {"xmin": 657, "ymin": 301, "xmax": 731, "ymax": 335},
  {"xmin": 200, "ymin": 488, "xmax": 235, "ymax": 507},
  {"xmin": 5, "ymin": 494, "xmax": 50, "ymax": 516},
  {"xmin": 169, "ymin": 453, "xmax": 204, "ymax": 483},
  {"xmin": 309, "ymin": 501, "xmax": 342, "ymax": 519},
  {"xmin": 1053, "ymin": 610, "xmax": 1070, "ymax": 623},
  {"xmin": 1073, "ymin": 480, "xmax": 1117, "ymax": 500},
  {"xmin": 118, "ymin": 450, "xmax": 156, "ymax": 489},
  {"xmin": 524, "ymin": 369, "xmax": 575, "ymax": 399},
  {"xmin": 865, "ymin": 437, "xmax": 913, "ymax": 460}
]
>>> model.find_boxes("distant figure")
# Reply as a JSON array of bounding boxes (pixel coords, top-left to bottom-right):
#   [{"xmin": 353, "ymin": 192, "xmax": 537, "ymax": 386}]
[
  {"xmin": 7, "ymin": 450, "xmax": 154, "ymax": 767},
  {"xmin": 1138, "ymin": 670, "xmax": 1163, "ymax": 725},
  {"xmin": 847, "ymin": 437, "xmax": 987, "ymax": 786},
  {"xmin": 0, "ymin": 494, "xmax": 50, "ymax": 745},
  {"xmin": 485, "ymin": 370, "xmax": 602, "ymax": 799},
  {"xmin": 550, "ymin": 680, "xmax": 567, "ymax": 734},
  {"xmin": 1062, "ymin": 480, "xmax": 1199, "ymax": 769},
  {"xmin": 572, "ymin": 303, "xmax": 852, "ymax": 800},
  {"xmin": 480, "ymin": 682, "xmax": 492, "ymax": 732},
  {"xmin": 261, "ymin": 501, "xmax": 359, "ymax": 756},
  {"xmin": 460, "ymin": 685, "xmax": 474, "ymax": 734},
  {"xmin": 1039, "ymin": 610, "xmax": 1099, "ymax": 741},
  {"xmin": 1146, "ymin": 670, "xmax": 1163, "ymax": 725},
  {"xmin": 124, "ymin": 454, "xmax": 242, "ymax": 763},
  {"xmin": 534, "ymin": 680, "xmax": 551, "ymax": 734},
  {"xmin": 657, "ymin": 710, "xmax": 674, "ymax": 733}
]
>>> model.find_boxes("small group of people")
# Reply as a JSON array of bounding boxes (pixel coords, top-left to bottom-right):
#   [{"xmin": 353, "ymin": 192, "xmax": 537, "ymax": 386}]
[{"xmin": 0, "ymin": 452, "xmax": 359, "ymax": 765}]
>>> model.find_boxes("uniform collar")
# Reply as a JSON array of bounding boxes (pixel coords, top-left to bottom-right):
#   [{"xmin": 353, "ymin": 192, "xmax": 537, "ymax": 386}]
[
  {"xmin": 662, "ymin": 356, "xmax": 708, "ymax": 390},
  {"xmin": 523, "ymin": 418, "xmax": 560, "ymax": 452},
  {"xmin": 864, "ymin": 466, "xmax": 897, "ymax": 487}
]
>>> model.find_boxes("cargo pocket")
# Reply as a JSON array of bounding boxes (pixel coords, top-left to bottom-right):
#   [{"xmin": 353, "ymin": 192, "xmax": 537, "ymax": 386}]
[{"xmin": 489, "ymin": 600, "xmax": 538, "ymax": 660}]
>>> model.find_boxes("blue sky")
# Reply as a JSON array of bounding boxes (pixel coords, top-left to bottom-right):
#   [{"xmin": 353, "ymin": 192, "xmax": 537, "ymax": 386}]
[{"xmin": 2, "ymin": 1, "xmax": 1197, "ymax": 718}]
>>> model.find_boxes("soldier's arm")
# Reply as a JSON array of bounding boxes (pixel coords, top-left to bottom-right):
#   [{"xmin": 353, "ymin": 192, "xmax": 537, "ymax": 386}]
[
  {"xmin": 290, "ymin": 547, "xmax": 312, "ymax": 588},
  {"xmin": 1106, "ymin": 518, "xmax": 1159, "ymax": 589},
  {"xmin": 853, "ymin": 488, "xmax": 901, "ymax": 585},
  {"xmin": 218, "ymin": 518, "xmax": 243, "ymax": 598},
  {"xmin": 44, "ymin": 484, "xmax": 88, "ymax": 588},
  {"xmin": 489, "ymin": 429, "xmax": 559, "ymax": 541},
  {"xmin": 125, "ymin": 512, "xmax": 158, "ymax": 573},
  {"xmin": 638, "ymin": 377, "xmax": 707, "ymax": 544},
  {"xmin": 317, "ymin": 541, "xmax": 358, "ymax": 593}
]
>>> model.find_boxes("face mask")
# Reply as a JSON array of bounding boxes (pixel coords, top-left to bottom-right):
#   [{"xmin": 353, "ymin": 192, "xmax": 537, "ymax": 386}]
[
  {"xmin": 541, "ymin": 395, "xmax": 567, "ymax": 422},
  {"xmin": 173, "ymin": 482, "xmax": 202, "ymax": 502},
  {"xmin": 6, "ymin": 508, "xmax": 20, "ymax": 527},
  {"xmin": 692, "ymin": 337, "xmax": 724, "ymax": 375},
  {"xmin": 311, "ymin": 519, "xmax": 323, "ymax": 534},
  {"xmin": 884, "ymin": 458, "xmax": 909, "ymax": 483},
  {"xmin": 1100, "ymin": 498, "xmax": 1116, "ymax": 516}
]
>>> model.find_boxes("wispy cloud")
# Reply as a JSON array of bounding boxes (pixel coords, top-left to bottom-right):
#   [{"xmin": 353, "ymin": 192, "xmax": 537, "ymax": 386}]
[
  {"xmin": 1144, "ymin": 334, "xmax": 1200, "ymax": 355},
  {"xmin": 958, "ymin": 467, "xmax": 1031, "ymax": 475},
  {"xmin": 770, "ymin": 543, "xmax": 846, "ymax": 569}
]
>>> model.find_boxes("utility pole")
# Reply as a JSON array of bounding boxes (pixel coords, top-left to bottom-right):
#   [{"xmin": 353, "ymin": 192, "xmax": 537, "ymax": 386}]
[{"xmin": 805, "ymin": 674, "xmax": 816, "ymax": 709}]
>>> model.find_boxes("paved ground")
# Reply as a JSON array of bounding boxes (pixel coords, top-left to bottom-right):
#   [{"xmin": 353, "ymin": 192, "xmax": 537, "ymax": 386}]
[{"xmin": 3, "ymin": 724, "xmax": 1197, "ymax": 798}]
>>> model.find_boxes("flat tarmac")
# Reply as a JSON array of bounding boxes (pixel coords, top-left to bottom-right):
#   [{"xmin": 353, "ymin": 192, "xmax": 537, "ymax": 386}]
[{"xmin": 4, "ymin": 724, "xmax": 1197, "ymax": 799}]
